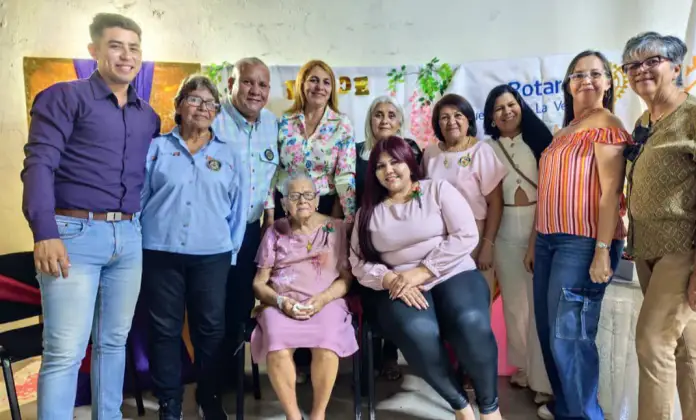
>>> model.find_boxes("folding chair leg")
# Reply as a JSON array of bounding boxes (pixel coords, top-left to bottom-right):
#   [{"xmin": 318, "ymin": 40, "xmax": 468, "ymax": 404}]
[
  {"xmin": 1, "ymin": 351, "xmax": 22, "ymax": 420},
  {"xmin": 236, "ymin": 342, "xmax": 245, "ymax": 420},
  {"xmin": 251, "ymin": 359, "xmax": 261, "ymax": 400},
  {"xmin": 126, "ymin": 340, "xmax": 145, "ymax": 416},
  {"xmin": 352, "ymin": 349, "xmax": 362, "ymax": 419},
  {"xmin": 366, "ymin": 328, "xmax": 375, "ymax": 420}
]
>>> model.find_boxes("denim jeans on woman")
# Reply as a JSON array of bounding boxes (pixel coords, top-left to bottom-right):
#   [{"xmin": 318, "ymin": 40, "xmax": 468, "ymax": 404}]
[
  {"xmin": 37, "ymin": 215, "xmax": 143, "ymax": 419},
  {"xmin": 533, "ymin": 232, "xmax": 623, "ymax": 420},
  {"xmin": 376, "ymin": 269, "xmax": 499, "ymax": 414}
]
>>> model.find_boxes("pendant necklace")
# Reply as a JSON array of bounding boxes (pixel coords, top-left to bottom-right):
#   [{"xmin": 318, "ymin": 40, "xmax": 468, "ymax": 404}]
[{"xmin": 443, "ymin": 137, "xmax": 475, "ymax": 168}]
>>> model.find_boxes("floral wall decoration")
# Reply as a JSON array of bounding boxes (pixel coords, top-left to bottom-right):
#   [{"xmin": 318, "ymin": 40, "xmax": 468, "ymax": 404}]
[
  {"xmin": 203, "ymin": 61, "xmax": 232, "ymax": 95},
  {"xmin": 387, "ymin": 57, "xmax": 456, "ymax": 148}
]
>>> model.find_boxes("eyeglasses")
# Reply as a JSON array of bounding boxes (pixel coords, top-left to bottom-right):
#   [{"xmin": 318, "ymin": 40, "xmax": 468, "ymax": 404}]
[
  {"xmin": 568, "ymin": 70, "xmax": 610, "ymax": 82},
  {"xmin": 287, "ymin": 191, "xmax": 319, "ymax": 201},
  {"xmin": 621, "ymin": 56, "xmax": 669, "ymax": 76},
  {"xmin": 185, "ymin": 95, "xmax": 220, "ymax": 111},
  {"xmin": 624, "ymin": 124, "xmax": 651, "ymax": 161}
]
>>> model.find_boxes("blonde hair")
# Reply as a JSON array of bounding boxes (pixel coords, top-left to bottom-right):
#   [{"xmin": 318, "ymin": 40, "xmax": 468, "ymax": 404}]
[
  {"xmin": 286, "ymin": 59, "xmax": 340, "ymax": 114},
  {"xmin": 363, "ymin": 95, "xmax": 405, "ymax": 153}
]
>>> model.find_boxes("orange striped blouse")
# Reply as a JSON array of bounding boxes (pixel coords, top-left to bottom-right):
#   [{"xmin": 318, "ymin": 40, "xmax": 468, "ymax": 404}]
[{"xmin": 536, "ymin": 126, "xmax": 631, "ymax": 240}]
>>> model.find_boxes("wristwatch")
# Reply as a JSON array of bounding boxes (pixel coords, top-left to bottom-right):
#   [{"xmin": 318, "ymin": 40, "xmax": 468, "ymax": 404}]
[
  {"xmin": 596, "ymin": 241, "xmax": 610, "ymax": 250},
  {"xmin": 276, "ymin": 295, "xmax": 286, "ymax": 309}
]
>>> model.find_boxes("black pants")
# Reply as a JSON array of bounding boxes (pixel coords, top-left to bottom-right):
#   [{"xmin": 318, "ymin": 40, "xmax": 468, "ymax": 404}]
[
  {"xmin": 143, "ymin": 250, "xmax": 231, "ymax": 403},
  {"xmin": 274, "ymin": 190, "xmax": 336, "ymax": 369},
  {"xmin": 376, "ymin": 269, "xmax": 499, "ymax": 414},
  {"xmin": 223, "ymin": 221, "xmax": 262, "ymax": 383},
  {"xmin": 355, "ymin": 282, "xmax": 399, "ymax": 369}
]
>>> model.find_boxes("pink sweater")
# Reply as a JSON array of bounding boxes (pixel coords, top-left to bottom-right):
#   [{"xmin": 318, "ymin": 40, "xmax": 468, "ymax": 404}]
[{"xmin": 349, "ymin": 179, "xmax": 479, "ymax": 291}]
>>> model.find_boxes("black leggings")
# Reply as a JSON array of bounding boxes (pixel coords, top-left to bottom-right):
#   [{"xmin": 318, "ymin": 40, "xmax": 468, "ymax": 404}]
[{"xmin": 376, "ymin": 269, "xmax": 499, "ymax": 414}]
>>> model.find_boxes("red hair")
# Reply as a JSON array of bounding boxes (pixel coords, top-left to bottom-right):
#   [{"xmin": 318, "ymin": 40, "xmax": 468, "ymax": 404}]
[{"xmin": 356, "ymin": 136, "xmax": 423, "ymax": 264}]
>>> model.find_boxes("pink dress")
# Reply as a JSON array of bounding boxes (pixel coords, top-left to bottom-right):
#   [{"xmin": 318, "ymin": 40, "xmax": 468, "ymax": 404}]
[
  {"xmin": 422, "ymin": 141, "xmax": 508, "ymax": 221},
  {"xmin": 250, "ymin": 217, "xmax": 359, "ymax": 362}
]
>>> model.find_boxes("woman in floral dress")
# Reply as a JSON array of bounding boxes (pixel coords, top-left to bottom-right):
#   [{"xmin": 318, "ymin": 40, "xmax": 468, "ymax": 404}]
[
  {"xmin": 252, "ymin": 174, "xmax": 358, "ymax": 420},
  {"xmin": 265, "ymin": 59, "xmax": 356, "ymax": 227}
]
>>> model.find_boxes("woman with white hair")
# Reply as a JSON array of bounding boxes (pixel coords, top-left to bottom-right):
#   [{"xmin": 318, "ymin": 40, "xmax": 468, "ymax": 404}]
[
  {"xmin": 355, "ymin": 95, "xmax": 422, "ymax": 381},
  {"xmin": 621, "ymin": 31, "xmax": 696, "ymax": 419},
  {"xmin": 356, "ymin": 95, "xmax": 423, "ymax": 204},
  {"xmin": 251, "ymin": 173, "xmax": 358, "ymax": 420}
]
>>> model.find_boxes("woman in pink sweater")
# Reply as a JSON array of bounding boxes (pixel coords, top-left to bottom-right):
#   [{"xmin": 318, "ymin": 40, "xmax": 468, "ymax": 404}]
[{"xmin": 349, "ymin": 136, "xmax": 502, "ymax": 420}]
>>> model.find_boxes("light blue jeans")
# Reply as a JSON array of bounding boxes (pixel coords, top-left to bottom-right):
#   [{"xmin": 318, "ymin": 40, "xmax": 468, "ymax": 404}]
[
  {"xmin": 533, "ymin": 233, "xmax": 623, "ymax": 420},
  {"xmin": 37, "ymin": 214, "xmax": 142, "ymax": 420}
]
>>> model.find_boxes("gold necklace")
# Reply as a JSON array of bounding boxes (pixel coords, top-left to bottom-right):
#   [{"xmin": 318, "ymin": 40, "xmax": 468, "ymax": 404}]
[{"xmin": 443, "ymin": 137, "xmax": 476, "ymax": 168}]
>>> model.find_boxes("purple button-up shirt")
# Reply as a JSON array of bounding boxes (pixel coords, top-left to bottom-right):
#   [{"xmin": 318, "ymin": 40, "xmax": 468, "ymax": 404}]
[{"xmin": 21, "ymin": 71, "xmax": 161, "ymax": 242}]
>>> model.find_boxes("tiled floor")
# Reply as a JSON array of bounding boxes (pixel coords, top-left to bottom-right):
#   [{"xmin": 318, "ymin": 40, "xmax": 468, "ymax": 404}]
[{"xmin": 2, "ymin": 361, "xmax": 540, "ymax": 419}]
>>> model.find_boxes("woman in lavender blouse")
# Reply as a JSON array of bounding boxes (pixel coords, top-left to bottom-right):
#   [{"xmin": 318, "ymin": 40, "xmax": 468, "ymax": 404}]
[{"xmin": 349, "ymin": 136, "xmax": 502, "ymax": 420}]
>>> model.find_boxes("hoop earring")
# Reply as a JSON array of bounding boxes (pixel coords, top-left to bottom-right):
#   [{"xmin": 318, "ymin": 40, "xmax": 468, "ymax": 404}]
[{"xmin": 491, "ymin": 121, "xmax": 496, "ymax": 127}]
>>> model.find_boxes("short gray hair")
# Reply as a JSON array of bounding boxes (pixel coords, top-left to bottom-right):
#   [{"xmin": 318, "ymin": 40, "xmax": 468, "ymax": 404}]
[
  {"xmin": 363, "ymin": 95, "xmax": 405, "ymax": 153},
  {"xmin": 231, "ymin": 57, "xmax": 268, "ymax": 81},
  {"xmin": 622, "ymin": 32, "xmax": 688, "ymax": 86},
  {"xmin": 174, "ymin": 74, "xmax": 221, "ymax": 125},
  {"xmin": 280, "ymin": 173, "xmax": 316, "ymax": 197}
]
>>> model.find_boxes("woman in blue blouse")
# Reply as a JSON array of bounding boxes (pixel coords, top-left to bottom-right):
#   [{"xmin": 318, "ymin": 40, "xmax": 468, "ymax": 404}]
[{"xmin": 140, "ymin": 75, "xmax": 249, "ymax": 420}]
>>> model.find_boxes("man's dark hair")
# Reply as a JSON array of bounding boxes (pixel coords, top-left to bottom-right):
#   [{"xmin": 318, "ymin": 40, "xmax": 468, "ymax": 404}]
[{"xmin": 89, "ymin": 13, "xmax": 142, "ymax": 42}]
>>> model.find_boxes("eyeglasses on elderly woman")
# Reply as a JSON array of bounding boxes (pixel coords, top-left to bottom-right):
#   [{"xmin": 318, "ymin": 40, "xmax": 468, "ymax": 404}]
[
  {"xmin": 185, "ymin": 95, "xmax": 221, "ymax": 112},
  {"xmin": 286, "ymin": 191, "xmax": 320, "ymax": 202},
  {"xmin": 621, "ymin": 56, "xmax": 670, "ymax": 75}
]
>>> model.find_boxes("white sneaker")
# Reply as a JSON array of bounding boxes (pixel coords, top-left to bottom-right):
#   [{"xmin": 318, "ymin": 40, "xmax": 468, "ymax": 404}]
[
  {"xmin": 534, "ymin": 392, "xmax": 553, "ymax": 404},
  {"xmin": 537, "ymin": 404, "xmax": 554, "ymax": 420}
]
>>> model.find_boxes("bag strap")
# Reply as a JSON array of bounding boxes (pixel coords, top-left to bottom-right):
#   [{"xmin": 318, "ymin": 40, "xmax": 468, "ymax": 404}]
[{"xmin": 492, "ymin": 141, "xmax": 538, "ymax": 189}]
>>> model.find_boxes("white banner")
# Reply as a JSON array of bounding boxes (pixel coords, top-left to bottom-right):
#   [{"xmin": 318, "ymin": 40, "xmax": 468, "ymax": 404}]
[
  {"xmin": 446, "ymin": 51, "xmax": 645, "ymax": 136},
  {"xmin": 264, "ymin": 65, "xmax": 422, "ymax": 143},
  {"xmin": 685, "ymin": 0, "xmax": 696, "ymax": 93},
  {"xmin": 207, "ymin": 52, "xmax": 645, "ymax": 148}
]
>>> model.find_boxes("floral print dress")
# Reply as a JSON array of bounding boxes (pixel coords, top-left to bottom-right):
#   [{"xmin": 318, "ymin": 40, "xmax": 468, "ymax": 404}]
[{"xmin": 265, "ymin": 107, "xmax": 357, "ymax": 223}]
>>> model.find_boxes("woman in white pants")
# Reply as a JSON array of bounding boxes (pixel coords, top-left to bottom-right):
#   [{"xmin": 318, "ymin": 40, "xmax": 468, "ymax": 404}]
[{"xmin": 483, "ymin": 85, "xmax": 553, "ymax": 406}]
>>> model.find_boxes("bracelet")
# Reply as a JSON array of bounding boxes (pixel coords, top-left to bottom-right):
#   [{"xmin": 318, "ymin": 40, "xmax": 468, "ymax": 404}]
[
  {"xmin": 482, "ymin": 237, "xmax": 495, "ymax": 246},
  {"xmin": 276, "ymin": 295, "xmax": 286, "ymax": 309}
]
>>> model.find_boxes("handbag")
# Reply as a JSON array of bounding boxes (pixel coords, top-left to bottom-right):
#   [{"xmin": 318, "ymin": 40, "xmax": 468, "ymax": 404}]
[{"xmin": 492, "ymin": 140, "xmax": 538, "ymax": 189}]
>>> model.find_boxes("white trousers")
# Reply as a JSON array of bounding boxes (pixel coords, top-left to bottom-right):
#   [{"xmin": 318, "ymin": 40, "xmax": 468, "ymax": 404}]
[{"xmin": 494, "ymin": 204, "xmax": 552, "ymax": 395}]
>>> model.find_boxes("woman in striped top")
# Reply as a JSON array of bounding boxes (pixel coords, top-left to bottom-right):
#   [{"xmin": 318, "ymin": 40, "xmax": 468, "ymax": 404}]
[{"xmin": 532, "ymin": 51, "xmax": 631, "ymax": 420}]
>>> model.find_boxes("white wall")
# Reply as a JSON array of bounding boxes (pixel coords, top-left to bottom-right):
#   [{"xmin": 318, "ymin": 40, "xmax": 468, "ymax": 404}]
[{"xmin": 0, "ymin": 0, "xmax": 690, "ymax": 253}]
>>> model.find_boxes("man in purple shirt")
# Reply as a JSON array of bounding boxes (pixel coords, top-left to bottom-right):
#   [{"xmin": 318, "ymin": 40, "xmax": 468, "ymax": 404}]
[{"xmin": 21, "ymin": 13, "xmax": 160, "ymax": 418}]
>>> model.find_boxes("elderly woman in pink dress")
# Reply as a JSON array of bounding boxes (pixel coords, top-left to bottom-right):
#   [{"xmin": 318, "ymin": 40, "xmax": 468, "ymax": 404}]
[{"xmin": 251, "ymin": 173, "xmax": 359, "ymax": 420}]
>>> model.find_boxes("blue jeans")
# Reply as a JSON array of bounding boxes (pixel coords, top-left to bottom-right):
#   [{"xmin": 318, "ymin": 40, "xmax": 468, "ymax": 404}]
[
  {"xmin": 533, "ymin": 233, "xmax": 623, "ymax": 420},
  {"xmin": 37, "ymin": 215, "xmax": 142, "ymax": 419}
]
